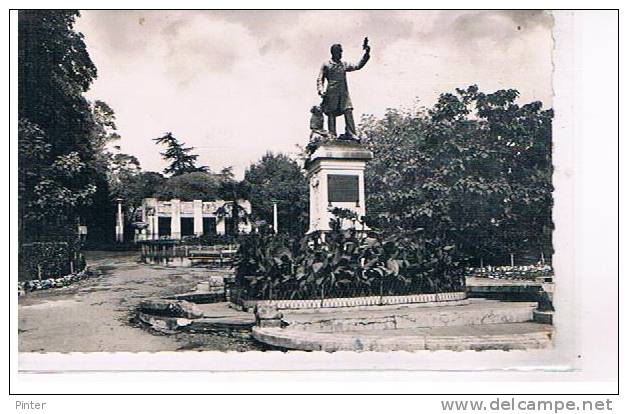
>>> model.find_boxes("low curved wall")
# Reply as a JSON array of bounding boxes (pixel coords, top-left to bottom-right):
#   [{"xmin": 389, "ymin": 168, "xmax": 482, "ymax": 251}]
[{"xmin": 238, "ymin": 291, "xmax": 467, "ymax": 311}]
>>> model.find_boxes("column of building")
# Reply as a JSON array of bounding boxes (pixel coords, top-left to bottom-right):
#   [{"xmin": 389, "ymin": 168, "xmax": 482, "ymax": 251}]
[
  {"xmin": 193, "ymin": 200, "xmax": 203, "ymax": 236},
  {"xmin": 170, "ymin": 199, "xmax": 181, "ymax": 240},
  {"xmin": 115, "ymin": 198, "xmax": 124, "ymax": 242}
]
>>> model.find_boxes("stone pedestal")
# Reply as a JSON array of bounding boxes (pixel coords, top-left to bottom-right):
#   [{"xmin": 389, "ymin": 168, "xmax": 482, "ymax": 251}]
[{"xmin": 305, "ymin": 141, "xmax": 373, "ymax": 233}]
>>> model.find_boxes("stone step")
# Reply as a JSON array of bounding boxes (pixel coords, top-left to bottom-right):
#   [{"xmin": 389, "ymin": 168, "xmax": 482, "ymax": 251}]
[
  {"xmin": 533, "ymin": 309, "xmax": 553, "ymax": 324},
  {"xmin": 137, "ymin": 302, "xmax": 256, "ymax": 333},
  {"xmin": 252, "ymin": 322, "xmax": 553, "ymax": 352},
  {"xmin": 280, "ymin": 299, "xmax": 537, "ymax": 333}
]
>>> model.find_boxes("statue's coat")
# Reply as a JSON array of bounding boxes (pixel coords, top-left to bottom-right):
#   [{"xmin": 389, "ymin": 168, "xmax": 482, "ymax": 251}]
[{"xmin": 317, "ymin": 54, "xmax": 370, "ymax": 116}]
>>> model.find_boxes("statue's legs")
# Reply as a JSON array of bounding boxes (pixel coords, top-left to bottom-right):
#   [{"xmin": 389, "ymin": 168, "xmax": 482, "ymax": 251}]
[
  {"xmin": 327, "ymin": 114, "xmax": 337, "ymax": 137},
  {"xmin": 344, "ymin": 109, "xmax": 356, "ymax": 137}
]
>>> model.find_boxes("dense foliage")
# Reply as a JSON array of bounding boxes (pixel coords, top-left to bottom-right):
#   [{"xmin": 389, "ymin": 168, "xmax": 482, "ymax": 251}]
[
  {"xmin": 18, "ymin": 120, "xmax": 97, "ymax": 236},
  {"xmin": 235, "ymin": 225, "xmax": 464, "ymax": 300},
  {"xmin": 18, "ymin": 11, "xmax": 101, "ymax": 242},
  {"xmin": 18, "ymin": 11, "xmax": 132, "ymax": 246},
  {"xmin": 154, "ymin": 171, "xmax": 222, "ymax": 201},
  {"xmin": 112, "ymin": 171, "xmax": 165, "ymax": 211},
  {"xmin": 361, "ymin": 86, "xmax": 553, "ymax": 265},
  {"xmin": 243, "ymin": 152, "xmax": 308, "ymax": 237},
  {"xmin": 18, "ymin": 242, "xmax": 86, "ymax": 281}
]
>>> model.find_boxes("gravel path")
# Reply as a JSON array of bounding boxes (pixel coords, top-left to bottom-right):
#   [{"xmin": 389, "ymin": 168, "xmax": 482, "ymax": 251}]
[{"xmin": 18, "ymin": 251, "xmax": 264, "ymax": 352}]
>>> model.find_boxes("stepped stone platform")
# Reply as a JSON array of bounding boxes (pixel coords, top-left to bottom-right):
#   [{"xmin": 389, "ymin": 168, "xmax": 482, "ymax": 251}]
[
  {"xmin": 137, "ymin": 302, "xmax": 255, "ymax": 333},
  {"xmin": 280, "ymin": 299, "xmax": 536, "ymax": 332},
  {"xmin": 253, "ymin": 322, "xmax": 552, "ymax": 352},
  {"xmin": 252, "ymin": 298, "xmax": 552, "ymax": 351},
  {"xmin": 466, "ymin": 277, "xmax": 555, "ymax": 311}
]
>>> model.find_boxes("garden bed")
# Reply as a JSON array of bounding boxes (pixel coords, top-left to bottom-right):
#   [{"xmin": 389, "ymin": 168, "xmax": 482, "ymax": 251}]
[
  {"xmin": 468, "ymin": 264, "xmax": 553, "ymax": 282},
  {"xmin": 18, "ymin": 268, "xmax": 92, "ymax": 295}
]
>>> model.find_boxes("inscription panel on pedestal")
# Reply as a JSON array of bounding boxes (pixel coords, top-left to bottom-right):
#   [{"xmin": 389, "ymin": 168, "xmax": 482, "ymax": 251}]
[{"xmin": 327, "ymin": 174, "xmax": 359, "ymax": 203}]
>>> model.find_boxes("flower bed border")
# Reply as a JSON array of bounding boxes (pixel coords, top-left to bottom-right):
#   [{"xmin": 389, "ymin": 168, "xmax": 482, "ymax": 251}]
[
  {"xmin": 18, "ymin": 268, "xmax": 92, "ymax": 295},
  {"xmin": 235, "ymin": 291, "xmax": 467, "ymax": 311}
]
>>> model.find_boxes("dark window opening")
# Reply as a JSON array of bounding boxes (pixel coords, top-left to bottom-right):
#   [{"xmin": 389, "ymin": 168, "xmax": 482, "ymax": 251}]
[
  {"xmin": 181, "ymin": 217, "xmax": 194, "ymax": 236},
  {"xmin": 203, "ymin": 217, "xmax": 217, "ymax": 235},
  {"xmin": 158, "ymin": 217, "xmax": 171, "ymax": 237}
]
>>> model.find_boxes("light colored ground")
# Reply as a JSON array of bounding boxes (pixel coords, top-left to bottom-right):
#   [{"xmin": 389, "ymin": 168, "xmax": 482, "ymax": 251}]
[
  {"xmin": 18, "ymin": 251, "xmax": 263, "ymax": 352},
  {"xmin": 253, "ymin": 322, "xmax": 553, "ymax": 351}
]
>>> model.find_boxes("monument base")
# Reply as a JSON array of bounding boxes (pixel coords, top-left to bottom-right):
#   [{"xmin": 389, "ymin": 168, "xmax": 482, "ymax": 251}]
[{"xmin": 305, "ymin": 140, "xmax": 373, "ymax": 233}]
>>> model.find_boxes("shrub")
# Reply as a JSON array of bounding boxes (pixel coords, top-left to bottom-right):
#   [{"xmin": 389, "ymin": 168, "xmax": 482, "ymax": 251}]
[
  {"xmin": 18, "ymin": 242, "xmax": 86, "ymax": 281},
  {"xmin": 234, "ymin": 227, "xmax": 297, "ymax": 300},
  {"xmin": 234, "ymin": 225, "xmax": 465, "ymax": 301}
]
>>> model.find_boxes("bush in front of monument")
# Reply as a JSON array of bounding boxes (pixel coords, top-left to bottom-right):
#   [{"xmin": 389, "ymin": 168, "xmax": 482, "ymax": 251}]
[
  {"xmin": 234, "ymin": 224, "xmax": 465, "ymax": 301},
  {"xmin": 234, "ymin": 226, "xmax": 298, "ymax": 300}
]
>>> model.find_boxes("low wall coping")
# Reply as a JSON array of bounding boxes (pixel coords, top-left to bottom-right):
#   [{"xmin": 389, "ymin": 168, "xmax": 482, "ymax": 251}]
[{"xmin": 239, "ymin": 291, "xmax": 467, "ymax": 311}]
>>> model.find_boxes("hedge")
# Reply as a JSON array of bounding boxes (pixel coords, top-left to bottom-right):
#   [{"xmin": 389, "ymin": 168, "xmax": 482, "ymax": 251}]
[
  {"xmin": 234, "ymin": 226, "xmax": 466, "ymax": 301},
  {"xmin": 18, "ymin": 242, "xmax": 86, "ymax": 281}
]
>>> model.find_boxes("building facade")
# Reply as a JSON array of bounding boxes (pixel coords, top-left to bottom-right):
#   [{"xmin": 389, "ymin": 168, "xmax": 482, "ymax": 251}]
[{"xmin": 134, "ymin": 198, "xmax": 252, "ymax": 241}]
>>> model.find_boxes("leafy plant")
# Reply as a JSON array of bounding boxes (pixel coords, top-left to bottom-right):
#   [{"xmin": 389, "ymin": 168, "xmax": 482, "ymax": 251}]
[
  {"xmin": 361, "ymin": 85, "xmax": 553, "ymax": 266},
  {"xmin": 18, "ymin": 242, "xmax": 86, "ymax": 281},
  {"xmin": 243, "ymin": 152, "xmax": 308, "ymax": 237},
  {"xmin": 234, "ymin": 226, "xmax": 296, "ymax": 300},
  {"xmin": 234, "ymin": 225, "xmax": 465, "ymax": 301}
]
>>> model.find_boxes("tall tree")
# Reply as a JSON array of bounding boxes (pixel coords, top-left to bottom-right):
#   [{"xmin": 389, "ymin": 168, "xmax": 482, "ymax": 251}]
[
  {"xmin": 18, "ymin": 120, "xmax": 97, "ymax": 241},
  {"xmin": 82, "ymin": 101, "xmax": 126, "ymax": 245},
  {"xmin": 154, "ymin": 171, "xmax": 221, "ymax": 201},
  {"xmin": 361, "ymin": 85, "xmax": 553, "ymax": 265},
  {"xmin": 243, "ymin": 152, "xmax": 308, "ymax": 237},
  {"xmin": 18, "ymin": 10, "xmax": 100, "ymax": 242},
  {"xmin": 216, "ymin": 167, "xmax": 250, "ymax": 236},
  {"xmin": 153, "ymin": 132, "xmax": 207, "ymax": 176}
]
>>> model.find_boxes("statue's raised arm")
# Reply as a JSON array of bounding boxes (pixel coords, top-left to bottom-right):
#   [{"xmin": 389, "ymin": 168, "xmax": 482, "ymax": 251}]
[{"xmin": 347, "ymin": 37, "xmax": 371, "ymax": 72}]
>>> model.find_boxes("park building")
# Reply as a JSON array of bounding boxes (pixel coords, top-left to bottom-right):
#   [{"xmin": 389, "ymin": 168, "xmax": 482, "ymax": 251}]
[{"xmin": 118, "ymin": 198, "xmax": 253, "ymax": 242}]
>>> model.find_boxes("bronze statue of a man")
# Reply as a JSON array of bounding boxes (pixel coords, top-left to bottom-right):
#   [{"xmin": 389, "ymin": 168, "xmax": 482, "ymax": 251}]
[{"xmin": 316, "ymin": 41, "xmax": 370, "ymax": 139}]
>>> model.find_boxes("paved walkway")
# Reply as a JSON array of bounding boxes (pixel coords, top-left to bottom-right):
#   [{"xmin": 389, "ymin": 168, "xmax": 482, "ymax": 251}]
[
  {"xmin": 18, "ymin": 251, "xmax": 262, "ymax": 352},
  {"xmin": 280, "ymin": 299, "xmax": 537, "ymax": 332},
  {"xmin": 253, "ymin": 322, "xmax": 553, "ymax": 351}
]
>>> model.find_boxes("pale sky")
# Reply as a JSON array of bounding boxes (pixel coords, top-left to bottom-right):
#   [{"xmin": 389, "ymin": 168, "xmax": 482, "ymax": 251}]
[{"xmin": 77, "ymin": 10, "xmax": 554, "ymax": 179}]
